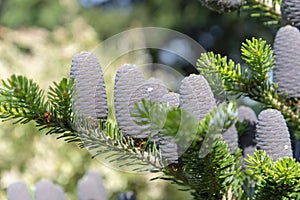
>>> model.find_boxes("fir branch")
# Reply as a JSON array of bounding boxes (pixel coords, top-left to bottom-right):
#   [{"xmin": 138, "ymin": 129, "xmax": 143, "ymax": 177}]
[
  {"xmin": 133, "ymin": 99, "xmax": 242, "ymax": 198},
  {"xmin": 242, "ymin": 0, "xmax": 282, "ymax": 26},
  {"xmin": 246, "ymin": 150, "xmax": 300, "ymax": 199},
  {"xmin": 132, "ymin": 99, "xmax": 191, "ymax": 138},
  {"xmin": 197, "ymin": 38, "xmax": 275, "ymax": 97},
  {"xmin": 241, "ymin": 37, "xmax": 275, "ymax": 84},
  {"xmin": 0, "ymin": 75, "xmax": 48, "ymax": 126},
  {"xmin": 198, "ymin": 101, "xmax": 237, "ymax": 135},
  {"xmin": 74, "ymin": 117, "xmax": 164, "ymax": 172},
  {"xmin": 229, "ymin": 149, "xmax": 248, "ymax": 199},
  {"xmin": 48, "ymin": 78, "xmax": 74, "ymax": 122},
  {"xmin": 0, "ymin": 75, "xmax": 165, "ymax": 172},
  {"xmin": 179, "ymin": 139, "xmax": 240, "ymax": 200},
  {"xmin": 156, "ymin": 140, "xmax": 239, "ymax": 200},
  {"xmin": 133, "ymin": 99, "xmax": 238, "ymax": 147},
  {"xmin": 197, "ymin": 51, "xmax": 250, "ymax": 96},
  {"xmin": 0, "ymin": 75, "xmax": 76, "ymax": 135},
  {"xmin": 46, "ymin": 78, "xmax": 75, "ymax": 135},
  {"xmin": 197, "ymin": 38, "xmax": 300, "ymax": 136}
]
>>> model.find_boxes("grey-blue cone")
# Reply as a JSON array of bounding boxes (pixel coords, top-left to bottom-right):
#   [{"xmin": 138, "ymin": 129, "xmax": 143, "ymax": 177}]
[
  {"xmin": 281, "ymin": 0, "xmax": 300, "ymax": 29},
  {"xmin": 222, "ymin": 125, "xmax": 238, "ymax": 154},
  {"xmin": 70, "ymin": 52, "xmax": 108, "ymax": 119},
  {"xmin": 273, "ymin": 25, "xmax": 300, "ymax": 98},
  {"xmin": 179, "ymin": 74, "xmax": 216, "ymax": 122},
  {"xmin": 162, "ymin": 92, "xmax": 180, "ymax": 108},
  {"xmin": 158, "ymin": 92, "xmax": 180, "ymax": 164},
  {"xmin": 238, "ymin": 106, "xmax": 257, "ymax": 125},
  {"xmin": 114, "ymin": 64, "xmax": 146, "ymax": 138},
  {"xmin": 114, "ymin": 65, "xmax": 170, "ymax": 138},
  {"xmin": 238, "ymin": 106, "xmax": 257, "ymax": 149},
  {"xmin": 256, "ymin": 109, "xmax": 292, "ymax": 161}
]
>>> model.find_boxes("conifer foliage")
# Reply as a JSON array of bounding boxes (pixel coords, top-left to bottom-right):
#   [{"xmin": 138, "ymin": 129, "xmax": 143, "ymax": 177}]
[{"xmin": 2, "ymin": 0, "xmax": 300, "ymax": 199}]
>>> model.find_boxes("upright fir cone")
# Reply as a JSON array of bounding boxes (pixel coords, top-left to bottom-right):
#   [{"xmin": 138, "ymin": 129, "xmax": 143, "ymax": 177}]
[
  {"xmin": 130, "ymin": 78, "xmax": 169, "ymax": 105},
  {"xmin": 223, "ymin": 106, "xmax": 257, "ymax": 156},
  {"xmin": 242, "ymin": 145, "xmax": 256, "ymax": 169},
  {"xmin": 117, "ymin": 191, "xmax": 136, "ymax": 200},
  {"xmin": 198, "ymin": 0, "xmax": 242, "ymax": 13},
  {"xmin": 238, "ymin": 106, "xmax": 257, "ymax": 125},
  {"xmin": 273, "ymin": 25, "xmax": 300, "ymax": 97},
  {"xmin": 256, "ymin": 109, "xmax": 293, "ymax": 161},
  {"xmin": 115, "ymin": 68, "xmax": 179, "ymax": 163},
  {"xmin": 114, "ymin": 64, "xmax": 145, "ymax": 138},
  {"xmin": 131, "ymin": 78, "xmax": 169, "ymax": 137},
  {"xmin": 70, "ymin": 52, "xmax": 108, "ymax": 119},
  {"xmin": 179, "ymin": 74, "xmax": 216, "ymax": 122},
  {"xmin": 238, "ymin": 106, "xmax": 257, "ymax": 150},
  {"xmin": 222, "ymin": 125, "xmax": 238, "ymax": 154},
  {"xmin": 158, "ymin": 136, "xmax": 178, "ymax": 164},
  {"xmin": 281, "ymin": 0, "xmax": 300, "ymax": 29},
  {"xmin": 114, "ymin": 65, "xmax": 169, "ymax": 138},
  {"xmin": 157, "ymin": 92, "xmax": 181, "ymax": 164}
]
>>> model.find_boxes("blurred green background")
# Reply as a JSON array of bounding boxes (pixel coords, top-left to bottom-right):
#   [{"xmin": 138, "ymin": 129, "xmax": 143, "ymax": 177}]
[{"xmin": 0, "ymin": 0, "xmax": 275, "ymax": 199}]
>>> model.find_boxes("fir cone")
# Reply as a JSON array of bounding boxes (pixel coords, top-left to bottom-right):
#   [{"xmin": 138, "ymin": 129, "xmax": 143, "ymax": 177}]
[
  {"xmin": 70, "ymin": 52, "xmax": 108, "ymax": 119},
  {"xmin": 114, "ymin": 64, "xmax": 146, "ymax": 138},
  {"xmin": 131, "ymin": 79, "xmax": 169, "ymax": 138},
  {"xmin": 243, "ymin": 145, "xmax": 256, "ymax": 158},
  {"xmin": 281, "ymin": 0, "xmax": 300, "ymax": 29},
  {"xmin": 162, "ymin": 92, "xmax": 180, "ymax": 108},
  {"xmin": 256, "ymin": 109, "xmax": 292, "ymax": 161},
  {"xmin": 238, "ymin": 106, "xmax": 257, "ymax": 149},
  {"xmin": 222, "ymin": 125, "xmax": 238, "ymax": 154},
  {"xmin": 35, "ymin": 180, "xmax": 66, "ymax": 200},
  {"xmin": 179, "ymin": 74, "xmax": 216, "ymax": 122},
  {"xmin": 156, "ymin": 92, "xmax": 180, "ymax": 164},
  {"xmin": 114, "ymin": 66, "xmax": 170, "ymax": 138},
  {"xmin": 273, "ymin": 25, "xmax": 300, "ymax": 98},
  {"xmin": 242, "ymin": 145, "xmax": 256, "ymax": 169},
  {"xmin": 77, "ymin": 171, "xmax": 107, "ymax": 200},
  {"xmin": 199, "ymin": 0, "xmax": 242, "ymax": 13},
  {"xmin": 117, "ymin": 191, "xmax": 136, "ymax": 200},
  {"xmin": 238, "ymin": 106, "xmax": 257, "ymax": 125},
  {"xmin": 130, "ymin": 78, "xmax": 169, "ymax": 105},
  {"xmin": 158, "ymin": 136, "xmax": 178, "ymax": 164},
  {"xmin": 7, "ymin": 181, "xmax": 31, "ymax": 200}
]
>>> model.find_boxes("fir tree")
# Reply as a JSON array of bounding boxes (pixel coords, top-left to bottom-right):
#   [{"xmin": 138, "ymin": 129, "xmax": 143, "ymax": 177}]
[{"xmin": 1, "ymin": 0, "xmax": 300, "ymax": 199}]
